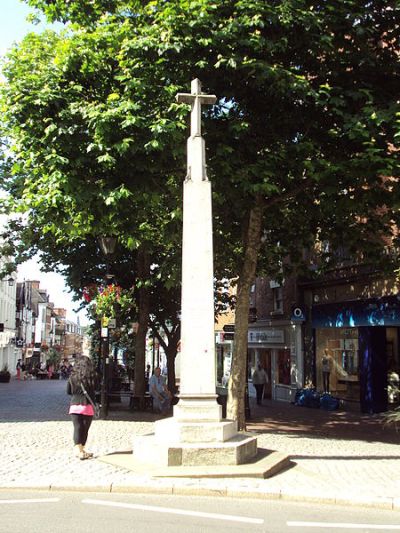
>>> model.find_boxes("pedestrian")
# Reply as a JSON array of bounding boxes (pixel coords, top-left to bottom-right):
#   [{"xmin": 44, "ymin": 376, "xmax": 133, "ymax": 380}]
[
  {"xmin": 252, "ymin": 363, "xmax": 269, "ymax": 405},
  {"xmin": 21, "ymin": 361, "xmax": 26, "ymax": 380},
  {"xmin": 149, "ymin": 366, "xmax": 172, "ymax": 414},
  {"xmin": 67, "ymin": 356, "xmax": 99, "ymax": 460},
  {"xmin": 16, "ymin": 359, "xmax": 22, "ymax": 380}
]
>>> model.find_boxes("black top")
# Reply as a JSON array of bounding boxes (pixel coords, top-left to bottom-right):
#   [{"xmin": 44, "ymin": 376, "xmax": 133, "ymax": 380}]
[{"xmin": 67, "ymin": 379, "xmax": 97, "ymax": 406}]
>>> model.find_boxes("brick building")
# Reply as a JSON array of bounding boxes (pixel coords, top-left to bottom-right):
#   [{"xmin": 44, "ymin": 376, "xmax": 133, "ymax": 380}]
[{"xmin": 247, "ymin": 264, "xmax": 400, "ymax": 412}]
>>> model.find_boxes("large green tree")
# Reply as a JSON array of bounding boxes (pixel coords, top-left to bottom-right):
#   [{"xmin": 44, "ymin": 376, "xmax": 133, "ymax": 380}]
[
  {"xmin": 0, "ymin": 22, "xmax": 187, "ymax": 397},
  {"xmin": 2, "ymin": 0, "xmax": 399, "ymax": 428}
]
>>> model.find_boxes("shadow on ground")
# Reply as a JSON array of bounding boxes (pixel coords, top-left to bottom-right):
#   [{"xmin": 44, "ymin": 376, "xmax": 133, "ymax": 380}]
[{"xmin": 247, "ymin": 399, "xmax": 400, "ymax": 445}]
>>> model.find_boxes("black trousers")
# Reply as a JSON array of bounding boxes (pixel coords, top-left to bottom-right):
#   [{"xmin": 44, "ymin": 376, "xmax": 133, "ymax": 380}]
[
  {"xmin": 71, "ymin": 414, "xmax": 93, "ymax": 446},
  {"xmin": 323, "ymin": 372, "xmax": 330, "ymax": 393},
  {"xmin": 254, "ymin": 384, "xmax": 264, "ymax": 405}
]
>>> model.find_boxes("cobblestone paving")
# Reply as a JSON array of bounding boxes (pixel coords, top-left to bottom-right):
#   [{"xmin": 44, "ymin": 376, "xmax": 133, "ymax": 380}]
[{"xmin": 1, "ymin": 378, "xmax": 399, "ymax": 507}]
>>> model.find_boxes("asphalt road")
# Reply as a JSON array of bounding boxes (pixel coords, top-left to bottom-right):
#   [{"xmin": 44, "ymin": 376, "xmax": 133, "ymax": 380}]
[{"xmin": 0, "ymin": 491, "xmax": 399, "ymax": 533}]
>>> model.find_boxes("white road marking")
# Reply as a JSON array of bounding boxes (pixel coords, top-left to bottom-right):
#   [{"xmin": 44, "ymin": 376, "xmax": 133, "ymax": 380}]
[
  {"xmin": 82, "ymin": 498, "xmax": 264, "ymax": 524},
  {"xmin": 288, "ymin": 521, "xmax": 400, "ymax": 530},
  {"xmin": 0, "ymin": 498, "xmax": 60, "ymax": 504}
]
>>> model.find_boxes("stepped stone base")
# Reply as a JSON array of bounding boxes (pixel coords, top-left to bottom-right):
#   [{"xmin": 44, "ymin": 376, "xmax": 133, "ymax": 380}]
[
  {"xmin": 98, "ymin": 448, "xmax": 290, "ymax": 479},
  {"xmin": 154, "ymin": 417, "xmax": 238, "ymax": 443},
  {"xmin": 133, "ymin": 432, "xmax": 257, "ymax": 467}
]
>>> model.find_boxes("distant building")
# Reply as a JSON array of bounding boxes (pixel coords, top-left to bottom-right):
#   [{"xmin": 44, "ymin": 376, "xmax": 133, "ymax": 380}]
[
  {"xmin": 16, "ymin": 281, "xmax": 83, "ymax": 368},
  {"xmin": 0, "ymin": 272, "xmax": 16, "ymax": 374}
]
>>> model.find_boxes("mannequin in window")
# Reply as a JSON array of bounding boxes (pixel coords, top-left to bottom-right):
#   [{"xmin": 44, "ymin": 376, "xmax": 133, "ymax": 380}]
[{"xmin": 321, "ymin": 349, "xmax": 333, "ymax": 393}]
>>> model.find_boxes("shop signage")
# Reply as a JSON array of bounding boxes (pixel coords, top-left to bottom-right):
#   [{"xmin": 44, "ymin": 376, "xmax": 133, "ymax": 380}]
[
  {"xmin": 248, "ymin": 329, "xmax": 285, "ymax": 344},
  {"xmin": 291, "ymin": 305, "xmax": 306, "ymax": 322},
  {"xmin": 312, "ymin": 295, "xmax": 400, "ymax": 328}
]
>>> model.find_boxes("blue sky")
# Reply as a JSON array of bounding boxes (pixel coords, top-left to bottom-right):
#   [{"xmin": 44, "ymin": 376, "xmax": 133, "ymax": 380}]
[
  {"xmin": 0, "ymin": 0, "xmax": 51, "ymax": 57},
  {"xmin": 0, "ymin": 1, "xmax": 88, "ymax": 325}
]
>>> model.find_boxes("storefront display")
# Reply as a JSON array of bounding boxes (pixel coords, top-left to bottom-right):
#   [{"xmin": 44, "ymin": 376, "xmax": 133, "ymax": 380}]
[
  {"xmin": 316, "ymin": 328, "xmax": 359, "ymax": 400},
  {"xmin": 314, "ymin": 301, "xmax": 400, "ymax": 410}
]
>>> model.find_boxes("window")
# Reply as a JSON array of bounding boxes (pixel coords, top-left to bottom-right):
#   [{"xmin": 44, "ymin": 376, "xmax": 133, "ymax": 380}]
[{"xmin": 272, "ymin": 286, "xmax": 283, "ymax": 313}]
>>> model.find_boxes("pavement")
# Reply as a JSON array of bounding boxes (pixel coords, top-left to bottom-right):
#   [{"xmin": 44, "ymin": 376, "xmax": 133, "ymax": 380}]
[{"xmin": 1, "ymin": 378, "xmax": 400, "ymax": 510}]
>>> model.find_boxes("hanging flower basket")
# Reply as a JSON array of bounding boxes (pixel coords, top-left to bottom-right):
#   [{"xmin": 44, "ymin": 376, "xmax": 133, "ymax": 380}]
[{"xmin": 83, "ymin": 284, "xmax": 134, "ymax": 319}]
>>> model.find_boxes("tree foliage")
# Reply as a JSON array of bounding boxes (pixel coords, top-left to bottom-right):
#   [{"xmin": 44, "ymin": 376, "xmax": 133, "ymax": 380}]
[{"xmin": 1, "ymin": 0, "xmax": 399, "ymax": 427}]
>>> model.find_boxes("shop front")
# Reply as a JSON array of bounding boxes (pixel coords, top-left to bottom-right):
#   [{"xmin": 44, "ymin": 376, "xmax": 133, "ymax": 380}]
[
  {"xmin": 313, "ymin": 295, "xmax": 400, "ymax": 413},
  {"xmin": 248, "ymin": 323, "xmax": 303, "ymax": 402}
]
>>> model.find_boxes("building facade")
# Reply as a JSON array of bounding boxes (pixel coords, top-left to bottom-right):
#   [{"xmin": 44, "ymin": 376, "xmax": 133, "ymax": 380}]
[
  {"xmin": 0, "ymin": 275, "xmax": 17, "ymax": 374},
  {"xmin": 16, "ymin": 281, "xmax": 83, "ymax": 369},
  {"xmin": 247, "ymin": 276, "xmax": 304, "ymax": 402},
  {"xmin": 300, "ymin": 264, "xmax": 400, "ymax": 413}
]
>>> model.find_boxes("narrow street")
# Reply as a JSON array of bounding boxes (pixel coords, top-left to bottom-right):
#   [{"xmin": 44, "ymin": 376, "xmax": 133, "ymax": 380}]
[{"xmin": 1, "ymin": 490, "xmax": 400, "ymax": 533}]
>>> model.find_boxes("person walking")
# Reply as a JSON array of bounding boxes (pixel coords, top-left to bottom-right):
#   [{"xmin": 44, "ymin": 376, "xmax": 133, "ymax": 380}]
[
  {"xmin": 252, "ymin": 363, "xmax": 269, "ymax": 405},
  {"xmin": 16, "ymin": 359, "xmax": 22, "ymax": 380},
  {"xmin": 67, "ymin": 356, "xmax": 99, "ymax": 460}
]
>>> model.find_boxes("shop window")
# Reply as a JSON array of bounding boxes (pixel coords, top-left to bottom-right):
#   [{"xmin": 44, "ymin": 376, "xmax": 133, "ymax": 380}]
[{"xmin": 316, "ymin": 328, "xmax": 359, "ymax": 400}]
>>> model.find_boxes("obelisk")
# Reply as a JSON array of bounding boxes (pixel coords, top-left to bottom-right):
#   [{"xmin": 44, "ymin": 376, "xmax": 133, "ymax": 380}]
[
  {"xmin": 174, "ymin": 78, "xmax": 222, "ymax": 422},
  {"xmin": 133, "ymin": 80, "xmax": 257, "ymax": 466}
]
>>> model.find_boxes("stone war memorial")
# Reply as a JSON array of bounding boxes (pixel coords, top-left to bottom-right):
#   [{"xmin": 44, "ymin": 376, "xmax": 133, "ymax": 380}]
[{"xmin": 100, "ymin": 80, "xmax": 289, "ymax": 477}]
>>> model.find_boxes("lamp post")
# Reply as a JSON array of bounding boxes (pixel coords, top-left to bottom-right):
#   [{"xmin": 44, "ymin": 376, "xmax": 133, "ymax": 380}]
[{"xmin": 98, "ymin": 236, "xmax": 117, "ymax": 419}]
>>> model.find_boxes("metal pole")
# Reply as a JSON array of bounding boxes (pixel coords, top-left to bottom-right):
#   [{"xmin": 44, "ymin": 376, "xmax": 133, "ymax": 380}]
[
  {"xmin": 100, "ymin": 326, "xmax": 109, "ymax": 418},
  {"xmin": 245, "ymin": 351, "xmax": 251, "ymax": 420},
  {"xmin": 152, "ymin": 335, "xmax": 155, "ymax": 372}
]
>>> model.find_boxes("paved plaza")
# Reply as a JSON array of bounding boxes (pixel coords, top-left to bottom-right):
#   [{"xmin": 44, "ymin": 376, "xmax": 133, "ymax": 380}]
[{"xmin": 1, "ymin": 378, "xmax": 400, "ymax": 509}]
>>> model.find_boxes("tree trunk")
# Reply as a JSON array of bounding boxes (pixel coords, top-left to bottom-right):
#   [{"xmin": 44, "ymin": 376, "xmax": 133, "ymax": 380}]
[
  {"xmin": 166, "ymin": 344, "xmax": 177, "ymax": 395},
  {"xmin": 154, "ymin": 324, "xmax": 180, "ymax": 395},
  {"xmin": 227, "ymin": 195, "xmax": 264, "ymax": 430},
  {"xmin": 134, "ymin": 247, "xmax": 150, "ymax": 406}
]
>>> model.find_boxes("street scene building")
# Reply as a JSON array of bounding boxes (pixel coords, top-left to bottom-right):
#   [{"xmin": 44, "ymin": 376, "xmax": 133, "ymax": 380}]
[
  {"xmin": 0, "ymin": 3, "xmax": 400, "ymax": 523},
  {"xmin": 246, "ymin": 261, "xmax": 400, "ymax": 414},
  {"xmin": 0, "ymin": 272, "xmax": 16, "ymax": 376},
  {"xmin": 13, "ymin": 280, "xmax": 83, "ymax": 375}
]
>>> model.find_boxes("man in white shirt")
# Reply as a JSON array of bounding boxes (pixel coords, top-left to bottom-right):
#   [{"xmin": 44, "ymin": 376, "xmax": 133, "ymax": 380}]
[
  {"xmin": 149, "ymin": 366, "xmax": 172, "ymax": 414},
  {"xmin": 252, "ymin": 363, "xmax": 269, "ymax": 405}
]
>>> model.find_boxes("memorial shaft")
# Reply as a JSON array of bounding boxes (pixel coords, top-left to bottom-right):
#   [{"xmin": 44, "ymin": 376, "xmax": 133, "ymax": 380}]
[{"xmin": 176, "ymin": 79, "xmax": 218, "ymax": 402}]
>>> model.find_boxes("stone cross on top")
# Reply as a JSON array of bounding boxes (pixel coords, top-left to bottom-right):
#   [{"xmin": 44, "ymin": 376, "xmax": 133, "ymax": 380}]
[{"xmin": 176, "ymin": 79, "xmax": 216, "ymax": 137}]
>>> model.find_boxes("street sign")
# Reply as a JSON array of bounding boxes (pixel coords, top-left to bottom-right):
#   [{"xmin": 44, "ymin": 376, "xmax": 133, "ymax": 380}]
[
  {"xmin": 101, "ymin": 327, "xmax": 108, "ymax": 338},
  {"xmin": 223, "ymin": 324, "xmax": 235, "ymax": 333},
  {"xmin": 108, "ymin": 318, "xmax": 116, "ymax": 329},
  {"xmin": 223, "ymin": 332, "xmax": 235, "ymax": 341}
]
